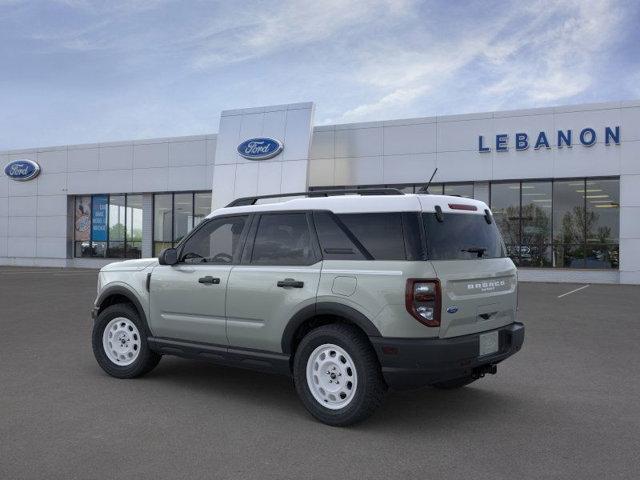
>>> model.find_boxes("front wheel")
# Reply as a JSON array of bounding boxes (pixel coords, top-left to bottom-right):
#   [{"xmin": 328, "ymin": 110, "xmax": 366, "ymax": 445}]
[
  {"xmin": 293, "ymin": 324, "xmax": 386, "ymax": 426},
  {"xmin": 92, "ymin": 303, "xmax": 161, "ymax": 378}
]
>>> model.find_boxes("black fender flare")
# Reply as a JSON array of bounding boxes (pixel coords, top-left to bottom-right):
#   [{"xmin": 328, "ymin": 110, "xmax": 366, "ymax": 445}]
[
  {"xmin": 95, "ymin": 285, "xmax": 152, "ymax": 337},
  {"xmin": 281, "ymin": 302, "xmax": 382, "ymax": 354}
]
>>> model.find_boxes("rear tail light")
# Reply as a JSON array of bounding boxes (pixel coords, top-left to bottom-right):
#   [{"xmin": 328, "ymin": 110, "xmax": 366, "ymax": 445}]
[{"xmin": 405, "ymin": 279, "xmax": 441, "ymax": 327}]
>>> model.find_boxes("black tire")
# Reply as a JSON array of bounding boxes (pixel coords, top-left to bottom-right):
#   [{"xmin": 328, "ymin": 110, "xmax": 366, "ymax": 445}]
[
  {"xmin": 293, "ymin": 324, "xmax": 387, "ymax": 427},
  {"xmin": 92, "ymin": 303, "xmax": 161, "ymax": 379},
  {"xmin": 432, "ymin": 376, "xmax": 477, "ymax": 389}
]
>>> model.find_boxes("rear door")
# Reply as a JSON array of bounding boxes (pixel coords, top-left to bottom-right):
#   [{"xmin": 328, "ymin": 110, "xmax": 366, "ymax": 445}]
[
  {"xmin": 422, "ymin": 210, "xmax": 517, "ymax": 338},
  {"xmin": 226, "ymin": 212, "xmax": 321, "ymax": 353}
]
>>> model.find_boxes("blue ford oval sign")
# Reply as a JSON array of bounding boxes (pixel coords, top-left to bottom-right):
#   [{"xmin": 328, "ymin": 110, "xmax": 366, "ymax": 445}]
[
  {"xmin": 237, "ymin": 137, "xmax": 283, "ymax": 160},
  {"xmin": 4, "ymin": 159, "xmax": 41, "ymax": 181}
]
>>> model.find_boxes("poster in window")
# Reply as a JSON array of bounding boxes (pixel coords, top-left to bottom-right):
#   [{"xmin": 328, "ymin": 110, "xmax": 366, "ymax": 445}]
[
  {"xmin": 74, "ymin": 196, "xmax": 91, "ymax": 241},
  {"xmin": 92, "ymin": 195, "xmax": 108, "ymax": 242}
]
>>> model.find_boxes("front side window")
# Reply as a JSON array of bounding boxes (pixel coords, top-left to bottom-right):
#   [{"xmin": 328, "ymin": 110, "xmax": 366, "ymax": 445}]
[
  {"xmin": 423, "ymin": 213, "xmax": 505, "ymax": 260},
  {"xmin": 251, "ymin": 213, "xmax": 314, "ymax": 266},
  {"xmin": 180, "ymin": 216, "xmax": 248, "ymax": 264}
]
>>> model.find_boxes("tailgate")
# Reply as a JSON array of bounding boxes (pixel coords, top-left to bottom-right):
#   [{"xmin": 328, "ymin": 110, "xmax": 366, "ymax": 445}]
[{"xmin": 431, "ymin": 258, "xmax": 517, "ymax": 338}]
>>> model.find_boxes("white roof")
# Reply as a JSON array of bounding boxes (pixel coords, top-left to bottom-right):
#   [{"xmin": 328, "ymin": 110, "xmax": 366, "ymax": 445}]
[{"xmin": 209, "ymin": 194, "xmax": 490, "ymax": 218}]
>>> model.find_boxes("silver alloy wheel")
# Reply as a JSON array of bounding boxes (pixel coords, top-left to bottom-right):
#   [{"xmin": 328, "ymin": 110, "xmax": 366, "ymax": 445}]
[
  {"xmin": 306, "ymin": 343, "xmax": 358, "ymax": 410},
  {"xmin": 102, "ymin": 317, "xmax": 141, "ymax": 366}
]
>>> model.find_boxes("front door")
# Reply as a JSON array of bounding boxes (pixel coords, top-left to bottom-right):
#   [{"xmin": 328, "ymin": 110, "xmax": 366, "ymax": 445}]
[
  {"xmin": 226, "ymin": 212, "xmax": 321, "ymax": 353},
  {"xmin": 149, "ymin": 214, "xmax": 250, "ymax": 345}
]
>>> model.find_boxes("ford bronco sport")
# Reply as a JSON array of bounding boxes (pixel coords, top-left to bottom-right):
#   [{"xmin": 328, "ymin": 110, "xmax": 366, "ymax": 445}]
[{"xmin": 91, "ymin": 189, "xmax": 524, "ymax": 426}]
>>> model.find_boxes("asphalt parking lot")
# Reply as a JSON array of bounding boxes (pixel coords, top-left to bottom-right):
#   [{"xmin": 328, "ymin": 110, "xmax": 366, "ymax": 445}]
[{"xmin": 1, "ymin": 267, "xmax": 639, "ymax": 479}]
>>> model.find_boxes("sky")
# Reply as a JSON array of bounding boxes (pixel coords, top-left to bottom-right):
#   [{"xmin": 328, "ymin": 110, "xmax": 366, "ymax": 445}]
[{"xmin": 1, "ymin": 0, "xmax": 639, "ymax": 150}]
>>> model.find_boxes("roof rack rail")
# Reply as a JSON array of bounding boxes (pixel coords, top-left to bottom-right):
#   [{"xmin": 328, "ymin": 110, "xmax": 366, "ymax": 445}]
[{"xmin": 225, "ymin": 188, "xmax": 405, "ymax": 207}]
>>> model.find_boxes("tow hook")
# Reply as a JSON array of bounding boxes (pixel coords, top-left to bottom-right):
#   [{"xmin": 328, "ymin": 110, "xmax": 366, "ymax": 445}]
[{"xmin": 472, "ymin": 364, "xmax": 497, "ymax": 379}]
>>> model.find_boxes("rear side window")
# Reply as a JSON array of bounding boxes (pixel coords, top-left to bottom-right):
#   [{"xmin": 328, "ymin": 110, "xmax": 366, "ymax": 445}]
[
  {"xmin": 251, "ymin": 213, "xmax": 315, "ymax": 265},
  {"xmin": 423, "ymin": 213, "xmax": 506, "ymax": 260},
  {"xmin": 313, "ymin": 211, "xmax": 366, "ymax": 260},
  {"xmin": 336, "ymin": 213, "xmax": 406, "ymax": 260}
]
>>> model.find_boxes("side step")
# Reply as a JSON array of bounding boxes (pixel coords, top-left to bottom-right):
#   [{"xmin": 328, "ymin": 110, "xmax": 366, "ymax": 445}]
[{"xmin": 147, "ymin": 337, "xmax": 292, "ymax": 376}]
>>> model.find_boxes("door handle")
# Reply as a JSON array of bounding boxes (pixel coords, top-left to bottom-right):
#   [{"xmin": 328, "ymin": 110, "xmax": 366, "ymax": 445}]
[
  {"xmin": 198, "ymin": 276, "xmax": 220, "ymax": 285},
  {"xmin": 277, "ymin": 278, "xmax": 304, "ymax": 288}
]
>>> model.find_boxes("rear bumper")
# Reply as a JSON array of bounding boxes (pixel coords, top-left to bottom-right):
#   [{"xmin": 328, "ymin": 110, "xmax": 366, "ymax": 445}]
[{"xmin": 370, "ymin": 322, "xmax": 525, "ymax": 390}]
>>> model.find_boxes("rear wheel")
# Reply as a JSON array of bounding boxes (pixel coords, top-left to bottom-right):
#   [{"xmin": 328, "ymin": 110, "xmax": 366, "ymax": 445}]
[
  {"xmin": 92, "ymin": 303, "xmax": 161, "ymax": 378},
  {"xmin": 293, "ymin": 324, "xmax": 386, "ymax": 426},
  {"xmin": 432, "ymin": 376, "xmax": 477, "ymax": 389}
]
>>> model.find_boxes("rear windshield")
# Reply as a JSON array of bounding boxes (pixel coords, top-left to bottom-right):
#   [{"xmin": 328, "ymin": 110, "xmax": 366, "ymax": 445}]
[{"xmin": 423, "ymin": 213, "xmax": 506, "ymax": 260}]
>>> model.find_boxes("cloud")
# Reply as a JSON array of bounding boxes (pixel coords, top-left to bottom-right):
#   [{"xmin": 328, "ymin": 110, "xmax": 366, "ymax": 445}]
[
  {"xmin": 482, "ymin": 0, "xmax": 622, "ymax": 104},
  {"xmin": 0, "ymin": 0, "xmax": 635, "ymax": 149},
  {"xmin": 334, "ymin": 0, "xmax": 626, "ymax": 122},
  {"xmin": 191, "ymin": 0, "xmax": 415, "ymax": 70}
]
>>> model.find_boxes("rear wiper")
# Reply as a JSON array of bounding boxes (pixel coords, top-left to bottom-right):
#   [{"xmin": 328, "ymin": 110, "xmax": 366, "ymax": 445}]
[{"xmin": 461, "ymin": 247, "xmax": 487, "ymax": 258}]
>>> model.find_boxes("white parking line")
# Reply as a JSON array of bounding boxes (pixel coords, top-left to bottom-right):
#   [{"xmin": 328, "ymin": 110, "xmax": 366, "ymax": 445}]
[{"xmin": 557, "ymin": 284, "xmax": 590, "ymax": 298}]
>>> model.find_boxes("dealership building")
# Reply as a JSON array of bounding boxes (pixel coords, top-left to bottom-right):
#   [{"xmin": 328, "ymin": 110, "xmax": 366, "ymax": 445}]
[{"xmin": 1, "ymin": 100, "xmax": 639, "ymax": 284}]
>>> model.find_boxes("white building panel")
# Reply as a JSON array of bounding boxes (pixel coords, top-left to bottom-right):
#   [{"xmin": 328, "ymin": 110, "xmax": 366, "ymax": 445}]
[
  {"xmin": 37, "ymin": 195, "xmax": 67, "ymax": 217},
  {"xmin": 334, "ymin": 127, "xmax": 383, "ymax": 158},
  {"xmin": 8, "ymin": 195, "xmax": 36, "ymax": 216},
  {"xmin": 133, "ymin": 142, "xmax": 169, "ymax": 169},
  {"xmin": 36, "ymin": 148, "xmax": 67, "ymax": 173},
  {"xmin": 382, "ymin": 153, "xmax": 436, "ymax": 184},
  {"xmin": 8, "ymin": 216, "xmax": 37, "ymax": 237},
  {"xmin": 7, "ymin": 236, "xmax": 36, "ymax": 258},
  {"xmin": 37, "ymin": 172, "xmax": 67, "ymax": 196},
  {"xmin": 309, "ymin": 130, "xmax": 334, "ymax": 160},
  {"xmin": 383, "ymin": 123, "xmax": 437, "ymax": 155},
  {"xmin": 68, "ymin": 147, "xmax": 100, "ymax": 171},
  {"xmin": 169, "ymin": 138, "xmax": 207, "ymax": 167},
  {"xmin": 99, "ymin": 144, "xmax": 133, "ymax": 170}
]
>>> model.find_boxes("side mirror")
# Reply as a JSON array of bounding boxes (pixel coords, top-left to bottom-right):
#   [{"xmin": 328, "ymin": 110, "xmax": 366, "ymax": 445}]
[{"xmin": 158, "ymin": 247, "xmax": 178, "ymax": 266}]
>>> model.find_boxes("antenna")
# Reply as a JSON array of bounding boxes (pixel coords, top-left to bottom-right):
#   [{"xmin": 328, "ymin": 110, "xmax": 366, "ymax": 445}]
[{"xmin": 418, "ymin": 168, "xmax": 438, "ymax": 194}]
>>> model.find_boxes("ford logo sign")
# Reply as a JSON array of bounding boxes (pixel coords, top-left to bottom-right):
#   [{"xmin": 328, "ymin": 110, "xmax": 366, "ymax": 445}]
[
  {"xmin": 446, "ymin": 306, "xmax": 459, "ymax": 314},
  {"xmin": 237, "ymin": 137, "xmax": 283, "ymax": 160},
  {"xmin": 4, "ymin": 159, "xmax": 41, "ymax": 181}
]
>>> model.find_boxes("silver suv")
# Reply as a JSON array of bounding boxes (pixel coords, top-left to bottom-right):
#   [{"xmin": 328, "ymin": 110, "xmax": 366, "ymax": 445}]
[{"xmin": 91, "ymin": 189, "xmax": 524, "ymax": 426}]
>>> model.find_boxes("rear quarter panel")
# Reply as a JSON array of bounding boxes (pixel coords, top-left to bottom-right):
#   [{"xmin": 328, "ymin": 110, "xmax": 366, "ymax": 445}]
[{"xmin": 319, "ymin": 260, "xmax": 441, "ymax": 338}]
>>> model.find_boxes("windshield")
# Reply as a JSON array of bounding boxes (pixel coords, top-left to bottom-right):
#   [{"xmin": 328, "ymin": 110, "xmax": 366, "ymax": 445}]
[{"xmin": 423, "ymin": 212, "xmax": 506, "ymax": 260}]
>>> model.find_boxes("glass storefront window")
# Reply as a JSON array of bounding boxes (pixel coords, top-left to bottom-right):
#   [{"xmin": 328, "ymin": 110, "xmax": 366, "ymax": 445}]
[
  {"xmin": 126, "ymin": 195, "xmax": 143, "ymax": 259},
  {"xmin": 194, "ymin": 192, "xmax": 212, "ymax": 228},
  {"xmin": 153, "ymin": 194, "xmax": 173, "ymax": 256},
  {"xmin": 520, "ymin": 181, "xmax": 552, "ymax": 267},
  {"xmin": 74, "ymin": 196, "xmax": 92, "ymax": 257},
  {"xmin": 553, "ymin": 180, "xmax": 586, "ymax": 267},
  {"xmin": 490, "ymin": 182, "xmax": 521, "ymax": 264},
  {"xmin": 444, "ymin": 183, "xmax": 473, "ymax": 198},
  {"xmin": 107, "ymin": 195, "xmax": 125, "ymax": 258},
  {"xmin": 585, "ymin": 179, "xmax": 619, "ymax": 269},
  {"xmin": 153, "ymin": 191, "xmax": 212, "ymax": 256},
  {"xmin": 173, "ymin": 193, "xmax": 193, "ymax": 244},
  {"xmin": 73, "ymin": 193, "xmax": 144, "ymax": 259},
  {"xmin": 417, "ymin": 183, "xmax": 442, "ymax": 194}
]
